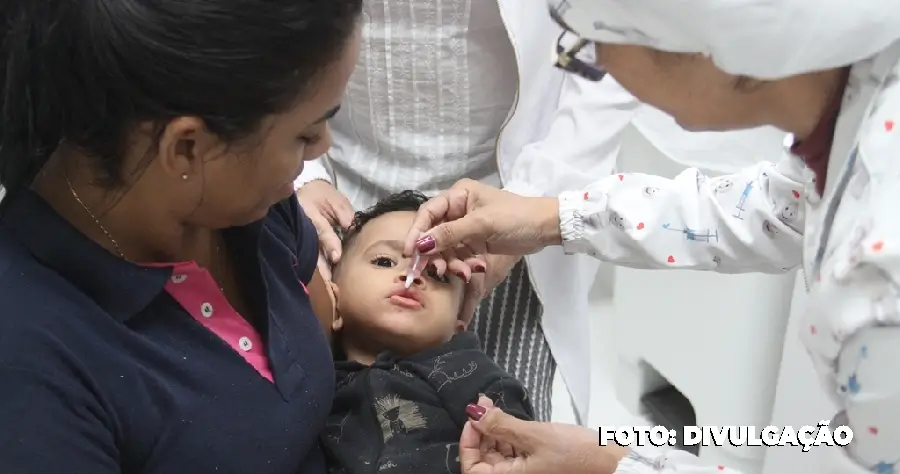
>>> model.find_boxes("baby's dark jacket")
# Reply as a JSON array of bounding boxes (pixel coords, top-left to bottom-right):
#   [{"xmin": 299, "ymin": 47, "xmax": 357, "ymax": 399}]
[{"xmin": 321, "ymin": 332, "xmax": 534, "ymax": 474}]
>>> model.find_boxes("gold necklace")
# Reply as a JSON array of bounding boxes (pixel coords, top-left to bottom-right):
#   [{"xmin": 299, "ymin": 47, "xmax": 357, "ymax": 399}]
[
  {"xmin": 66, "ymin": 173, "xmax": 229, "ymax": 292},
  {"xmin": 65, "ymin": 173, "xmax": 126, "ymax": 259}
]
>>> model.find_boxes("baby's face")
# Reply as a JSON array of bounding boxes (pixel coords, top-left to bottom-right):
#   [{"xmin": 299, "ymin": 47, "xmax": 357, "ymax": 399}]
[{"xmin": 334, "ymin": 211, "xmax": 466, "ymax": 356}]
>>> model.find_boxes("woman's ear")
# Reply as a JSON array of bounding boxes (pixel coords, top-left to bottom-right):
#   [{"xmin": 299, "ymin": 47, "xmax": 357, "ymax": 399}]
[
  {"xmin": 329, "ymin": 282, "xmax": 343, "ymax": 332},
  {"xmin": 156, "ymin": 117, "xmax": 225, "ymax": 182}
]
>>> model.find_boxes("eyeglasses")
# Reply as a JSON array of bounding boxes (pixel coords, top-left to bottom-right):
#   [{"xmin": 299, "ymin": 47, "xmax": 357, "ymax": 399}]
[{"xmin": 550, "ymin": 9, "xmax": 607, "ymax": 82}]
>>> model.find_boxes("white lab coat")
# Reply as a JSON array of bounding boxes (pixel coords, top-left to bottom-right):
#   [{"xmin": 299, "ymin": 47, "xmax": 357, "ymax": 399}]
[
  {"xmin": 559, "ymin": 42, "xmax": 900, "ymax": 473},
  {"xmin": 296, "ymin": 0, "xmax": 641, "ymax": 424}
]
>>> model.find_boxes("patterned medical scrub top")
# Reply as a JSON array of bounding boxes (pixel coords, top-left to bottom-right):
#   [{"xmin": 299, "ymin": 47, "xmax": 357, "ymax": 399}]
[{"xmin": 557, "ymin": 41, "xmax": 900, "ymax": 474}]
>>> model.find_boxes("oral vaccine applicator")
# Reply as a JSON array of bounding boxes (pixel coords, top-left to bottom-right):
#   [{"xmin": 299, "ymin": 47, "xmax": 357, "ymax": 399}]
[{"xmin": 405, "ymin": 251, "xmax": 421, "ymax": 289}]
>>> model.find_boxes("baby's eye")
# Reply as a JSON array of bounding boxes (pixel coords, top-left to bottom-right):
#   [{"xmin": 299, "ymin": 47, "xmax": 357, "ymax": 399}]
[
  {"xmin": 425, "ymin": 266, "xmax": 450, "ymax": 284},
  {"xmin": 371, "ymin": 256, "xmax": 396, "ymax": 268}
]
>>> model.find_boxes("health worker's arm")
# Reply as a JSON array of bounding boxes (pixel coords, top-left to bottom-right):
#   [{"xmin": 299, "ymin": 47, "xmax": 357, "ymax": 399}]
[{"xmin": 558, "ymin": 151, "xmax": 808, "ymax": 273}]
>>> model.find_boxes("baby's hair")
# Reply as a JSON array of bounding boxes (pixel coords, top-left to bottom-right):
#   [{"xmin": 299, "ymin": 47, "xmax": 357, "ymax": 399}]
[{"xmin": 341, "ymin": 190, "xmax": 430, "ymax": 250}]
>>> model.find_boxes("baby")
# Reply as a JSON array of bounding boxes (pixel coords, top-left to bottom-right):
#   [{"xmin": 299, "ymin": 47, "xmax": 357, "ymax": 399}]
[{"xmin": 319, "ymin": 190, "xmax": 534, "ymax": 474}]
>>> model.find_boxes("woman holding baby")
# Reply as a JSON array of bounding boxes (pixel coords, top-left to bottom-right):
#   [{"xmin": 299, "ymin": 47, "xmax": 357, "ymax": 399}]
[
  {"xmin": 404, "ymin": 0, "xmax": 900, "ymax": 473},
  {"xmin": 0, "ymin": 0, "xmax": 361, "ymax": 472}
]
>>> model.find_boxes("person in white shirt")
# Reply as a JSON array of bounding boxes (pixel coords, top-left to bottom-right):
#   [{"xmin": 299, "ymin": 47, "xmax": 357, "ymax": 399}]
[
  {"xmin": 294, "ymin": 0, "xmax": 639, "ymax": 422},
  {"xmin": 399, "ymin": 0, "xmax": 900, "ymax": 473}
]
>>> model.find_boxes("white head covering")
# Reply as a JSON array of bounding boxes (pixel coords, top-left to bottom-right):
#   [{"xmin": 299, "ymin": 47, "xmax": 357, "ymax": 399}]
[{"xmin": 549, "ymin": 0, "xmax": 900, "ymax": 79}]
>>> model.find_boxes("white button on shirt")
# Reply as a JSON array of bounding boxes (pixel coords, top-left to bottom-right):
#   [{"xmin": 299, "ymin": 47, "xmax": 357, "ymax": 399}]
[
  {"xmin": 200, "ymin": 302, "xmax": 214, "ymax": 318},
  {"xmin": 171, "ymin": 274, "xmax": 187, "ymax": 284},
  {"xmin": 238, "ymin": 337, "xmax": 252, "ymax": 352}
]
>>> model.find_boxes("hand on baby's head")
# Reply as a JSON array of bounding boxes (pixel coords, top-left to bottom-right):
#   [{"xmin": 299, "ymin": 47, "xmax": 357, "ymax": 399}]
[{"xmin": 330, "ymin": 191, "xmax": 468, "ymax": 362}]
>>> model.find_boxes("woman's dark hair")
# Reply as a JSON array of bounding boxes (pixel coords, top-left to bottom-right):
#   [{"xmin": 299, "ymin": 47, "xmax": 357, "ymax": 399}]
[{"xmin": 0, "ymin": 0, "xmax": 361, "ymax": 211}]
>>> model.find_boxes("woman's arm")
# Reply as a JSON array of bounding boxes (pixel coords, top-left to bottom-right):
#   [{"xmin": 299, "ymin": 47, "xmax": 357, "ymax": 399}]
[
  {"xmin": 404, "ymin": 154, "xmax": 806, "ymax": 272},
  {"xmin": 559, "ymin": 151, "xmax": 808, "ymax": 273},
  {"xmin": 271, "ymin": 196, "xmax": 320, "ymax": 284},
  {"xmin": 0, "ymin": 365, "xmax": 120, "ymax": 473}
]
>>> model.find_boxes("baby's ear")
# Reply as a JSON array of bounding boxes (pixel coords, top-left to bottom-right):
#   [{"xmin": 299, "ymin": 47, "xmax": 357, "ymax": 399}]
[
  {"xmin": 329, "ymin": 282, "xmax": 344, "ymax": 332},
  {"xmin": 308, "ymin": 269, "xmax": 338, "ymax": 339}
]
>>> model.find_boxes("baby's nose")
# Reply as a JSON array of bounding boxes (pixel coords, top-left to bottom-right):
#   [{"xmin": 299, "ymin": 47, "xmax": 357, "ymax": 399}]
[{"xmin": 395, "ymin": 271, "xmax": 423, "ymax": 287}]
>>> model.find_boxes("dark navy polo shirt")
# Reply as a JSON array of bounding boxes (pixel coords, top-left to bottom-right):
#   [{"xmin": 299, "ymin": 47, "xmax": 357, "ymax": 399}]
[{"xmin": 0, "ymin": 191, "xmax": 333, "ymax": 474}]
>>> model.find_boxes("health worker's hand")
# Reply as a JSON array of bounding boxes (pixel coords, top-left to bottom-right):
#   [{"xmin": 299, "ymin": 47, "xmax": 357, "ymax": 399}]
[{"xmin": 403, "ymin": 179, "xmax": 562, "ymax": 259}]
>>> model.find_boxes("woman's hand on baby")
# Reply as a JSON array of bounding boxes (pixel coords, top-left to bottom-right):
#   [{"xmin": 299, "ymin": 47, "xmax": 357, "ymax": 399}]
[{"xmin": 296, "ymin": 180, "xmax": 355, "ymax": 280}]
